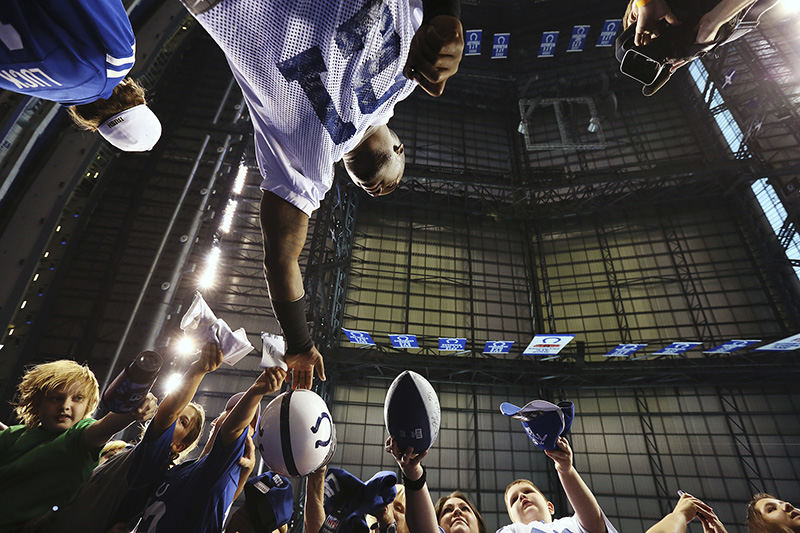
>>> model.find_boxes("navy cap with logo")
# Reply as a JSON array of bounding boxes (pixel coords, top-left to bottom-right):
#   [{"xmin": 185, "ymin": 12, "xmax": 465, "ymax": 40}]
[
  {"xmin": 321, "ymin": 468, "xmax": 398, "ymax": 533},
  {"xmin": 245, "ymin": 471, "xmax": 294, "ymax": 532},
  {"xmin": 500, "ymin": 400, "xmax": 575, "ymax": 450}
]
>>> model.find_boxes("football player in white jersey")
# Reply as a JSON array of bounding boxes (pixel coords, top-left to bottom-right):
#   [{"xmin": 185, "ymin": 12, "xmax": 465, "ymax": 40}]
[{"xmin": 181, "ymin": 0, "xmax": 464, "ymax": 389}]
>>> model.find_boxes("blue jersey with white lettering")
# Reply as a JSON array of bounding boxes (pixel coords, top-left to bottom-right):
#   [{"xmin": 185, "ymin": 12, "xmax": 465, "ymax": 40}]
[
  {"xmin": 137, "ymin": 428, "xmax": 248, "ymax": 533},
  {"xmin": 192, "ymin": 0, "xmax": 421, "ymax": 216},
  {"xmin": 0, "ymin": 0, "xmax": 135, "ymax": 104}
]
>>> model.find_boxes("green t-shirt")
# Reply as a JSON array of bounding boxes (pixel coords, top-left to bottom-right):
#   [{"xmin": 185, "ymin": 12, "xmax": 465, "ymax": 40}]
[{"xmin": 0, "ymin": 418, "xmax": 101, "ymax": 529}]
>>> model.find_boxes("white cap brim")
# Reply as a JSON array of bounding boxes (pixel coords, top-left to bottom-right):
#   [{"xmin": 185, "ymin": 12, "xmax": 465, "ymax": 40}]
[{"xmin": 98, "ymin": 104, "xmax": 162, "ymax": 152}]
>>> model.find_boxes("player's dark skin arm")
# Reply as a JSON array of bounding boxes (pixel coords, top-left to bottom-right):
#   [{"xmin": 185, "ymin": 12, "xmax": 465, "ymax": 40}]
[{"xmin": 259, "ymin": 191, "xmax": 326, "ymax": 389}]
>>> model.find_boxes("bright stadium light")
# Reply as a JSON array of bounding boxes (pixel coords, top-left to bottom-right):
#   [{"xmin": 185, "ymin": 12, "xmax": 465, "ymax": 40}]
[
  {"xmin": 219, "ymin": 199, "xmax": 238, "ymax": 234},
  {"xmin": 198, "ymin": 246, "xmax": 221, "ymax": 288},
  {"xmin": 175, "ymin": 335, "xmax": 196, "ymax": 356},
  {"xmin": 162, "ymin": 372, "xmax": 184, "ymax": 395},
  {"xmin": 233, "ymin": 164, "xmax": 247, "ymax": 195}
]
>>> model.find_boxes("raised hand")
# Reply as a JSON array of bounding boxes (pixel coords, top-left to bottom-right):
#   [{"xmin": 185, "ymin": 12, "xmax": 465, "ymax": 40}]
[
  {"xmin": 385, "ymin": 435, "xmax": 427, "ymax": 480},
  {"xmin": 132, "ymin": 392, "xmax": 158, "ymax": 422},
  {"xmin": 252, "ymin": 367, "xmax": 288, "ymax": 395},
  {"xmin": 403, "ymin": 15, "xmax": 464, "ymax": 97},
  {"xmin": 632, "ymin": 0, "xmax": 680, "ymax": 46},
  {"xmin": 285, "ymin": 345, "xmax": 326, "ymax": 390},
  {"xmin": 190, "ymin": 341, "xmax": 224, "ymax": 375},
  {"xmin": 544, "ymin": 436, "xmax": 573, "ymax": 473}
]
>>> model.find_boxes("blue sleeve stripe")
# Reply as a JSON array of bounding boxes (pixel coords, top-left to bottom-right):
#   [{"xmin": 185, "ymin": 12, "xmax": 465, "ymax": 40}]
[{"xmin": 107, "ymin": 65, "xmax": 133, "ymax": 78}]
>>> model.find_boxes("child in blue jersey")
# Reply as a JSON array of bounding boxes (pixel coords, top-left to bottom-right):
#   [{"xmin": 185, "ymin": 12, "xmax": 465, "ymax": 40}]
[
  {"xmin": 0, "ymin": 1, "xmax": 161, "ymax": 151},
  {"xmin": 138, "ymin": 366, "xmax": 287, "ymax": 533},
  {"xmin": 0, "ymin": 359, "xmax": 157, "ymax": 531}
]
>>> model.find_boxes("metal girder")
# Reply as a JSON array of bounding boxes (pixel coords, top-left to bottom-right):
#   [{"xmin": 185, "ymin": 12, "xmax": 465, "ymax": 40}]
[
  {"xmin": 388, "ymin": 159, "xmax": 751, "ymax": 220},
  {"xmin": 305, "ymin": 176, "xmax": 360, "ymax": 351},
  {"xmin": 634, "ymin": 389, "xmax": 672, "ymax": 517}
]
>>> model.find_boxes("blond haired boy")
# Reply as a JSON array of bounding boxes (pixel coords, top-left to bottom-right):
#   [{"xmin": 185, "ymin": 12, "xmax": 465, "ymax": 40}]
[{"xmin": 0, "ymin": 359, "xmax": 156, "ymax": 530}]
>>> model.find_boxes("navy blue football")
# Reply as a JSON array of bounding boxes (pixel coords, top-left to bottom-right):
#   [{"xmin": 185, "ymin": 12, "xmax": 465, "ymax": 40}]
[{"xmin": 384, "ymin": 370, "xmax": 441, "ymax": 453}]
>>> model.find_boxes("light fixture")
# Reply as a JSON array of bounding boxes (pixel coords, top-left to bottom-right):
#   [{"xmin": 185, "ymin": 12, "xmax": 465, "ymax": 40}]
[
  {"xmin": 233, "ymin": 164, "xmax": 247, "ymax": 195},
  {"xmin": 162, "ymin": 372, "xmax": 184, "ymax": 395},
  {"xmin": 219, "ymin": 199, "xmax": 238, "ymax": 234},
  {"xmin": 587, "ymin": 116, "xmax": 600, "ymax": 133},
  {"xmin": 517, "ymin": 120, "xmax": 528, "ymax": 135},
  {"xmin": 198, "ymin": 246, "xmax": 221, "ymax": 288},
  {"xmin": 175, "ymin": 335, "xmax": 196, "ymax": 356}
]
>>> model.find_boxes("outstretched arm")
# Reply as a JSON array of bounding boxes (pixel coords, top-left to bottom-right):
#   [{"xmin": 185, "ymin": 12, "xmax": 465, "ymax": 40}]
[
  {"xmin": 646, "ymin": 493, "xmax": 714, "ymax": 533},
  {"xmin": 695, "ymin": 0, "xmax": 756, "ymax": 42},
  {"xmin": 386, "ymin": 437, "xmax": 439, "ymax": 533},
  {"xmin": 84, "ymin": 393, "xmax": 158, "ymax": 448},
  {"xmin": 546, "ymin": 437, "xmax": 605, "ymax": 533},
  {"xmin": 218, "ymin": 367, "xmax": 286, "ymax": 447},
  {"xmin": 150, "ymin": 342, "xmax": 223, "ymax": 437},
  {"xmin": 305, "ymin": 466, "xmax": 327, "ymax": 533},
  {"xmin": 259, "ymin": 191, "xmax": 325, "ymax": 390}
]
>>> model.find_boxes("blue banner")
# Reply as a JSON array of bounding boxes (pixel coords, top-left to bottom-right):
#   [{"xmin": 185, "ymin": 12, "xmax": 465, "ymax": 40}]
[
  {"xmin": 755, "ymin": 333, "xmax": 800, "ymax": 351},
  {"xmin": 704, "ymin": 339, "xmax": 760, "ymax": 354},
  {"xmin": 388, "ymin": 334, "xmax": 419, "ymax": 348},
  {"xmin": 567, "ymin": 25, "xmax": 591, "ymax": 52},
  {"xmin": 538, "ymin": 31, "xmax": 559, "ymax": 58},
  {"xmin": 596, "ymin": 19, "xmax": 621, "ymax": 47},
  {"xmin": 483, "ymin": 340, "xmax": 514, "ymax": 354},
  {"xmin": 465, "ymin": 30, "xmax": 482, "ymax": 56},
  {"xmin": 605, "ymin": 343, "xmax": 648, "ymax": 357},
  {"xmin": 523, "ymin": 334, "xmax": 575, "ymax": 356},
  {"xmin": 653, "ymin": 342, "xmax": 702, "ymax": 355},
  {"xmin": 491, "ymin": 33, "xmax": 510, "ymax": 59},
  {"xmin": 439, "ymin": 338, "xmax": 467, "ymax": 351},
  {"xmin": 342, "ymin": 328, "xmax": 376, "ymax": 345}
]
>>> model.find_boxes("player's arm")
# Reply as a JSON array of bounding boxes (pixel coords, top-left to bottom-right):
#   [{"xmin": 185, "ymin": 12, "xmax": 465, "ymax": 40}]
[
  {"xmin": 404, "ymin": 0, "xmax": 464, "ymax": 97},
  {"xmin": 695, "ymin": 0, "xmax": 757, "ymax": 42},
  {"xmin": 218, "ymin": 368, "xmax": 286, "ymax": 447},
  {"xmin": 546, "ymin": 437, "xmax": 606, "ymax": 533},
  {"xmin": 259, "ymin": 191, "xmax": 325, "ymax": 390}
]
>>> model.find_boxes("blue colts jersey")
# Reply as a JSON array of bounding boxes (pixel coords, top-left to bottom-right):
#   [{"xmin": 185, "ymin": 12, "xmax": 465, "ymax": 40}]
[{"xmin": 0, "ymin": 1, "xmax": 136, "ymax": 105}]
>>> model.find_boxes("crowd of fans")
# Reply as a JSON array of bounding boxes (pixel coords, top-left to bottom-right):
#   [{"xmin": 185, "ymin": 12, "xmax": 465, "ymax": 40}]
[{"xmin": 1, "ymin": 341, "xmax": 797, "ymax": 533}]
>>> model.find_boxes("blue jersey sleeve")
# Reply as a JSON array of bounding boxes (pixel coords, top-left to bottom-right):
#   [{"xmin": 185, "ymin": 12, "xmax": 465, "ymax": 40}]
[{"xmin": 0, "ymin": 0, "xmax": 135, "ymax": 104}]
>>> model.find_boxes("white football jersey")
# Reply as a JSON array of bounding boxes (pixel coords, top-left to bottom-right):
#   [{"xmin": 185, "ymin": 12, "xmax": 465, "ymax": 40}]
[{"xmin": 195, "ymin": 0, "xmax": 423, "ymax": 215}]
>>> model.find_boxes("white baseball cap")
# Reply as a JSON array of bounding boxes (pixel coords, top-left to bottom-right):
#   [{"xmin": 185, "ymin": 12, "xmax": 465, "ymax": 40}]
[{"xmin": 98, "ymin": 104, "xmax": 162, "ymax": 151}]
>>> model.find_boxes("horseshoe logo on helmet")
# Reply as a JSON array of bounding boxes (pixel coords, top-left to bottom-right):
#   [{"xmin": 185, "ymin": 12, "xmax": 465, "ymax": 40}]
[{"xmin": 311, "ymin": 412, "xmax": 333, "ymax": 448}]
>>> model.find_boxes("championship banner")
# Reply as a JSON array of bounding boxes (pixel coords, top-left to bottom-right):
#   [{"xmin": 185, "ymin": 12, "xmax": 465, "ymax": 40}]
[
  {"xmin": 596, "ymin": 19, "xmax": 621, "ymax": 47},
  {"xmin": 653, "ymin": 341, "xmax": 702, "ymax": 355},
  {"xmin": 567, "ymin": 25, "xmax": 591, "ymax": 52},
  {"xmin": 342, "ymin": 328, "xmax": 376, "ymax": 345},
  {"xmin": 538, "ymin": 31, "xmax": 559, "ymax": 58},
  {"xmin": 491, "ymin": 33, "xmax": 510, "ymax": 59},
  {"xmin": 755, "ymin": 333, "xmax": 800, "ymax": 351},
  {"xmin": 465, "ymin": 30, "xmax": 482, "ymax": 56},
  {"xmin": 605, "ymin": 344, "xmax": 647, "ymax": 357},
  {"xmin": 439, "ymin": 338, "xmax": 467, "ymax": 351},
  {"xmin": 523, "ymin": 334, "xmax": 574, "ymax": 356},
  {"xmin": 703, "ymin": 339, "xmax": 761, "ymax": 354},
  {"xmin": 388, "ymin": 334, "xmax": 419, "ymax": 348},
  {"xmin": 483, "ymin": 340, "xmax": 514, "ymax": 354}
]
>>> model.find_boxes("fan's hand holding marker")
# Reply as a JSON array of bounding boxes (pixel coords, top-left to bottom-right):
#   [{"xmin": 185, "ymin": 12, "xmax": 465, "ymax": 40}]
[{"xmin": 180, "ymin": 292, "xmax": 254, "ymax": 365}]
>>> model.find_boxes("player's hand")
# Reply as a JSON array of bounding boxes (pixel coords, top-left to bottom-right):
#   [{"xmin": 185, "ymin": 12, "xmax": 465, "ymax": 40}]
[
  {"xmin": 132, "ymin": 392, "xmax": 158, "ymax": 422},
  {"xmin": 695, "ymin": 12, "xmax": 723, "ymax": 44},
  {"xmin": 252, "ymin": 367, "xmax": 287, "ymax": 395},
  {"xmin": 544, "ymin": 436, "xmax": 573, "ymax": 473},
  {"xmin": 633, "ymin": 0, "xmax": 680, "ymax": 46},
  {"xmin": 404, "ymin": 15, "xmax": 464, "ymax": 97},
  {"xmin": 239, "ymin": 433, "xmax": 257, "ymax": 470},
  {"xmin": 285, "ymin": 345, "xmax": 326, "ymax": 389},
  {"xmin": 190, "ymin": 341, "xmax": 224, "ymax": 375},
  {"xmin": 385, "ymin": 436, "xmax": 427, "ymax": 480}
]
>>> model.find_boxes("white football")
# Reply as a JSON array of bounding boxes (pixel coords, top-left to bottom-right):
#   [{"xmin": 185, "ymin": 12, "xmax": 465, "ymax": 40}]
[
  {"xmin": 384, "ymin": 370, "xmax": 440, "ymax": 453},
  {"xmin": 257, "ymin": 389, "xmax": 336, "ymax": 477}
]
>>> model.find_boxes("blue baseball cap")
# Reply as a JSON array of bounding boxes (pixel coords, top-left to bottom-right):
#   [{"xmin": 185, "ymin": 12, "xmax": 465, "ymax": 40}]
[
  {"xmin": 323, "ymin": 468, "xmax": 398, "ymax": 533},
  {"xmin": 245, "ymin": 471, "xmax": 294, "ymax": 531},
  {"xmin": 500, "ymin": 400, "xmax": 575, "ymax": 450}
]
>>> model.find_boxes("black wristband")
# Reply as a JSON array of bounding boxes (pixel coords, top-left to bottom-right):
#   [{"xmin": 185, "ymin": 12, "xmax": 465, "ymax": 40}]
[
  {"xmin": 402, "ymin": 465, "xmax": 427, "ymax": 491},
  {"xmin": 271, "ymin": 295, "xmax": 314, "ymax": 354},
  {"xmin": 421, "ymin": 0, "xmax": 461, "ymax": 23}
]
